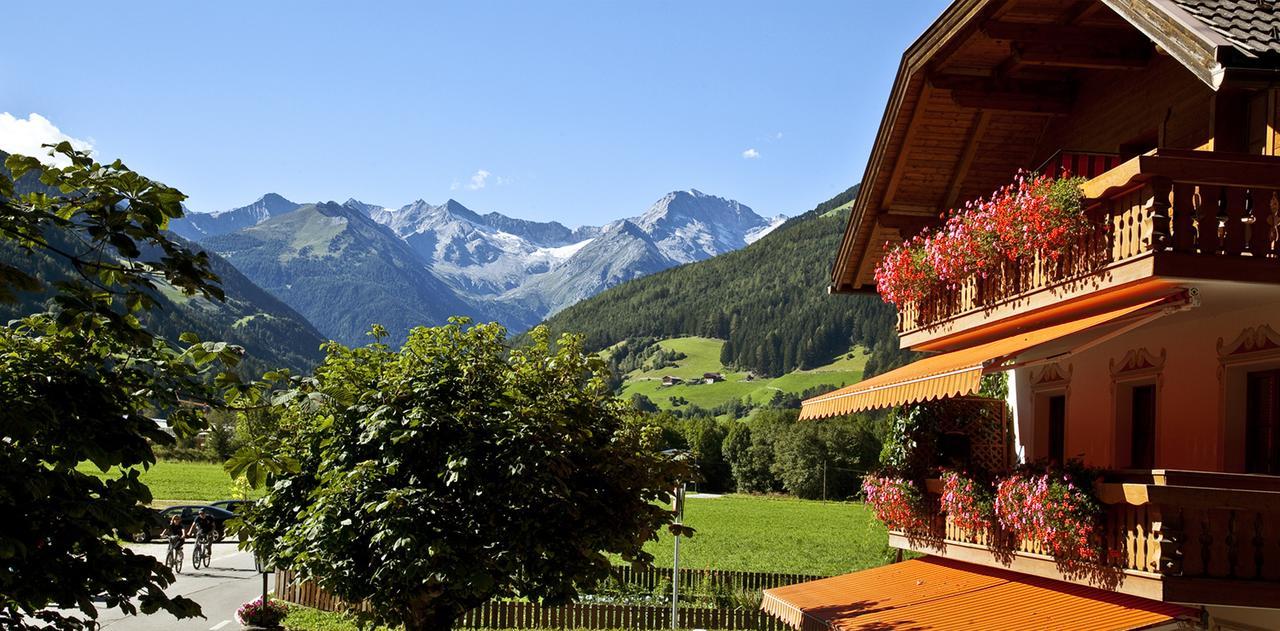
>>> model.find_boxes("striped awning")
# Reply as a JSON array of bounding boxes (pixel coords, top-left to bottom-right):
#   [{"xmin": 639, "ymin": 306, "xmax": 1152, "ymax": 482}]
[
  {"xmin": 762, "ymin": 557, "xmax": 1194, "ymax": 631},
  {"xmin": 799, "ymin": 298, "xmax": 1167, "ymax": 420}
]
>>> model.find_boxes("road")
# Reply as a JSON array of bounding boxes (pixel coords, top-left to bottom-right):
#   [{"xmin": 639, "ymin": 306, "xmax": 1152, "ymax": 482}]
[{"xmin": 94, "ymin": 541, "xmax": 273, "ymax": 630}]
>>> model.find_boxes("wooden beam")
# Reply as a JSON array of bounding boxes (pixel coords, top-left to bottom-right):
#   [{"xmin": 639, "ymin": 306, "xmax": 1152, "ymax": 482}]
[
  {"xmin": 930, "ymin": 74, "xmax": 1074, "ymax": 115},
  {"xmin": 876, "ymin": 213, "xmax": 936, "ymax": 239},
  {"xmin": 943, "ymin": 110, "xmax": 991, "ymax": 210},
  {"xmin": 1012, "ymin": 44, "xmax": 1151, "ymax": 70},
  {"xmin": 946, "ymin": 87, "xmax": 1073, "ymax": 115},
  {"xmin": 982, "ymin": 21, "xmax": 1144, "ymax": 47},
  {"xmin": 884, "ymin": 203, "xmax": 941, "ymax": 216},
  {"xmin": 879, "ymin": 83, "xmax": 934, "ymax": 212}
]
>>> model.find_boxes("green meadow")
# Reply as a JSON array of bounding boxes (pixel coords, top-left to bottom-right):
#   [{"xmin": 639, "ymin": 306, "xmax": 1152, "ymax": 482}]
[{"xmin": 618, "ymin": 336, "xmax": 866, "ymax": 411}]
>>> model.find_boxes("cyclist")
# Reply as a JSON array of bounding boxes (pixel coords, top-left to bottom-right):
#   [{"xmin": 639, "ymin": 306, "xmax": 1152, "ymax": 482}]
[
  {"xmin": 187, "ymin": 509, "xmax": 216, "ymax": 563},
  {"xmin": 163, "ymin": 514, "xmax": 185, "ymax": 568}
]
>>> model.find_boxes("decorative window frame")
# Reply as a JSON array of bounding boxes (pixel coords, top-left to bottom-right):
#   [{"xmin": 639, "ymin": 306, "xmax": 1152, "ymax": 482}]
[
  {"xmin": 1217, "ymin": 324, "xmax": 1280, "ymax": 472},
  {"xmin": 1110, "ymin": 348, "xmax": 1165, "ymax": 469},
  {"xmin": 1030, "ymin": 363, "xmax": 1072, "ymax": 461}
]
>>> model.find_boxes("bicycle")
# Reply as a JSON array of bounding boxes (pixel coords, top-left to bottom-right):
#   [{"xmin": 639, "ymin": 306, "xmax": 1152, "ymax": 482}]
[
  {"xmin": 191, "ymin": 532, "xmax": 213, "ymax": 570},
  {"xmin": 165, "ymin": 536, "xmax": 184, "ymax": 574}
]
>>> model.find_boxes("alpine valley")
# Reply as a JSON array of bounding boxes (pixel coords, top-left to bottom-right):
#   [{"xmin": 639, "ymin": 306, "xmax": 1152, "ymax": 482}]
[{"xmin": 172, "ymin": 189, "xmax": 785, "ymax": 345}]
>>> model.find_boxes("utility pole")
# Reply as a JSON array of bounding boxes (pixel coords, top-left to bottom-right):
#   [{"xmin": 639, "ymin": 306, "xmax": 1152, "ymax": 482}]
[
  {"xmin": 822, "ymin": 460, "xmax": 828, "ymax": 502},
  {"xmin": 671, "ymin": 483, "xmax": 685, "ymax": 630}
]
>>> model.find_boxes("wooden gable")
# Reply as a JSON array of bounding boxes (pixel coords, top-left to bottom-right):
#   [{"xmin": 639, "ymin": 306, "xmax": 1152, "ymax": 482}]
[{"xmin": 831, "ymin": 0, "xmax": 1280, "ymax": 294}]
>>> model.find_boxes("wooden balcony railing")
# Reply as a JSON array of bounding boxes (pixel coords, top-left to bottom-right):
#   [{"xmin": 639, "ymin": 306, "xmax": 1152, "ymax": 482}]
[
  {"xmin": 897, "ymin": 149, "xmax": 1280, "ymax": 339},
  {"xmin": 889, "ymin": 470, "xmax": 1280, "ymax": 607}
]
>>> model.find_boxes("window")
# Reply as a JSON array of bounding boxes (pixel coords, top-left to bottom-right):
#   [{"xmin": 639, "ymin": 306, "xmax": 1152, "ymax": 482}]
[
  {"xmin": 1130, "ymin": 384, "xmax": 1157, "ymax": 469},
  {"xmin": 1048, "ymin": 395, "xmax": 1066, "ymax": 465},
  {"xmin": 1246, "ymin": 369, "xmax": 1280, "ymax": 474}
]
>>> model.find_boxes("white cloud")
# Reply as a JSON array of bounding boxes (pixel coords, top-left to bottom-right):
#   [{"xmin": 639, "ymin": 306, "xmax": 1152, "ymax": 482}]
[
  {"xmin": 742, "ymin": 148, "xmax": 760, "ymax": 159},
  {"xmin": 450, "ymin": 180, "xmax": 461, "ymax": 191},
  {"xmin": 0, "ymin": 112, "xmax": 94, "ymax": 167},
  {"xmin": 467, "ymin": 169, "xmax": 491, "ymax": 190},
  {"xmin": 774, "ymin": 132, "xmax": 784, "ymax": 140}
]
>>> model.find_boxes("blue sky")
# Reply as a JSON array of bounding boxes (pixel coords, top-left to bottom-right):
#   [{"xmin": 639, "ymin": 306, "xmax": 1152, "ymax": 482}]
[{"xmin": 1, "ymin": 1, "xmax": 947, "ymax": 226}]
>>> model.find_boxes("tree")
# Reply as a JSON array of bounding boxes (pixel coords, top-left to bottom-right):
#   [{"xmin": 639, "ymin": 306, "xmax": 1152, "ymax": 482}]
[
  {"xmin": 629, "ymin": 392, "xmax": 658, "ymax": 413},
  {"xmin": 0, "ymin": 146, "xmax": 238, "ymax": 629},
  {"xmin": 772, "ymin": 413, "xmax": 883, "ymax": 500},
  {"xmin": 248, "ymin": 321, "xmax": 688, "ymax": 631},
  {"xmin": 682, "ymin": 416, "xmax": 730, "ymax": 492}
]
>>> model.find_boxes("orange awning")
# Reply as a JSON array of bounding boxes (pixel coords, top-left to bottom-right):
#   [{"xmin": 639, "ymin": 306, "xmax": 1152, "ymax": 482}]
[
  {"xmin": 799, "ymin": 298, "xmax": 1169, "ymax": 420},
  {"xmin": 762, "ymin": 557, "xmax": 1194, "ymax": 631}
]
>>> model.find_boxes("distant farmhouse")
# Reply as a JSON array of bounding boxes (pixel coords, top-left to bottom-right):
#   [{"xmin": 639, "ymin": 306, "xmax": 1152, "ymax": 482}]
[
  {"xmin": 661, "ymin": 375, "xmax": 684, "ymax": 386},
  {"xmin": 702, "ymin": 372, "xmax": 725, "ymax": 384}
]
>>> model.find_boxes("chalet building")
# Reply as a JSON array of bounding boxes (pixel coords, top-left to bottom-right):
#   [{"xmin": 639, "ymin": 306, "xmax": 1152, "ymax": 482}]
[
  {"xmin": 703, "ymin": 372, "xmax": 726, "ymax": 384},
  {"xmin": 661, "ymin": 375, "xmax": 684, "ymax": 386},
  {"xmin": 763, "ymin": 0, "xmax": 1280, "ymax": 629}
]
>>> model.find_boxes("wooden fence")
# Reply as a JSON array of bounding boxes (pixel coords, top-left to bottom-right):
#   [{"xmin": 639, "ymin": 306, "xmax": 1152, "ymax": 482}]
[
  {"xmin": 275, "ymin": 566, "xmax": 814, "ymax": 630},
  {"xmin": 457, "ymin": 600, "xmax": 789, "ymax": 630},
  {"xmin": 607, "ymin": 565, "xmax": 824, "ymax": 593}
]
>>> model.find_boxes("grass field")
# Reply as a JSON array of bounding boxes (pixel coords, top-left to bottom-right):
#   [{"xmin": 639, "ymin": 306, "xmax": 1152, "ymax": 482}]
[
  {"xmin": 618, "ymin": 337, "xmax": 866, "ymax": 411},
  {"xmin": 641, "ymin": 494, "xmax": 891, "ymax": 576},
  {"xmin": 75, "ymin": 460, "xmax": 260, "ymax": 502}
]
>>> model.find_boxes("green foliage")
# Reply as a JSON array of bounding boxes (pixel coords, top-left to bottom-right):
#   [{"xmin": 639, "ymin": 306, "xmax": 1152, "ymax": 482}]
[
  {"xmin": 541, "ymin": 185, "xmax": 914, "ymax": 379},
  {"xmin": 248, "ymin": 320, "xmax": 689, "ymax": 631},
  {"xmin": 770, "ymin": 415, "xmax": 882, "ymax": 500},
  {"xmin": 0, "ymin": 146, "xmax": 238, "ymax": 628},
  {"xmin": 681, "ymin": 417, "xmax": 730, "ymax": 492},
  {"xmin": 0, "ymin": 152, "xmax": 324, "ymax": 376},
  {"xmin": 723, "ymin": 411, "xmax": 785, "ymax": 494},
  {"xmin": 205, "ymin": 410, "xmax": 240, "ymax": 462}
]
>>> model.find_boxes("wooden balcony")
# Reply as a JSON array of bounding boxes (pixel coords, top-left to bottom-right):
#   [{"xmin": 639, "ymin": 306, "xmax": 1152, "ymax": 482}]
[
  {"xmin": 889, "ymin": 470, "xmax": 1280, "ymax": 608},
  {"xmin": 897, "ymin": 149, "xmax": 1280, "ymax": 351}
]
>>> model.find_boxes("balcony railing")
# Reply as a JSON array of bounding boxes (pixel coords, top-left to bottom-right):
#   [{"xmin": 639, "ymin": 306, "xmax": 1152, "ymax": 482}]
[
  {"xmin": 897, "ymin": 149, "xmax": 1280, "ymax": 341},
  {"xmin": 889, "ymin": 470, "xmax": 1280, "ymax": 607}
]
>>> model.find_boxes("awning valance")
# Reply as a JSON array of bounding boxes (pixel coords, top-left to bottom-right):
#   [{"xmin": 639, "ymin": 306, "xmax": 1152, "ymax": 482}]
[
  {"xmin": 799, "ymin": 298, "xmax": 1170, "ymax": 420},
  {"xmin": 761, "ymin": 557, "xmax": 1193, "ymax": 631}
]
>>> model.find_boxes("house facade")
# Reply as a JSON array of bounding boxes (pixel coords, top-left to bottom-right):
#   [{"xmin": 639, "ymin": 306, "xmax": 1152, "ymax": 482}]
[{"xmin": 765, "ymin": 1, "xmax": 1280, "ymax": 629}]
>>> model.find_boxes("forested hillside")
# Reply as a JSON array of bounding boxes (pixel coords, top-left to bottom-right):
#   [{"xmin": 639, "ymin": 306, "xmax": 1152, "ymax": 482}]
[
  {"xmin": 0, "ymin": 152, "xmax": 326, "ymax": 375},
  {"xmin": 541, "ymin": 185, "xmax": 912, "ymax": 378}
]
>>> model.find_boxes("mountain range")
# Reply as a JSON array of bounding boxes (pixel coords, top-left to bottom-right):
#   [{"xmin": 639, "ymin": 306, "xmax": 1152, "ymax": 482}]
[
  {"xmin": 539, "ymin": 183, "xmax": 913, "ymax": 380},
  {"xmin": 171, "ymin": 189, "xmax": 785, "ymax": 344}
]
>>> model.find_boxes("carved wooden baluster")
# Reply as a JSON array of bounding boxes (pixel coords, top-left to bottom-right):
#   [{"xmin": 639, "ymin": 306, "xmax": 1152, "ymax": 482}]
[
  {"xmin": 1271, "ymin": 191, "xmax": 1280, "ymax": 258},
  {"xmin": 1136, "ymin": 506, "xmax": 1149, "ymax": 571},
  {"xmin": 1263, "ymin": 509, "xmax": 1280, "ymax": 581},
  {"xmin": 1197, "ymin": 186, "xmax": 1220, "ymax": 255},
  {"xmin": 1223, "ymin": 187, "xmax": 1247, "ymax": 256},
  {"xmin": 1181, "ymin": 509, "xmax": 1205, "ymax": 576},
  {"xmin": 1172, "ymin": 182, "xmax": 1197, "ymax": 252},
  {"xmin": 1234, "ymin": 511, "xmax": 1258, "ymax": 579},
  {"xmin": 1208, "ymin": 509, "xmax": 1232, "ymax": 578},
  {"xmin": 1248, "ymin": 189, "xmax": 1272, "ymax": 257},
  {"xmin": 1250, "ymin": 512, "xmax": 1264, "ymax": 580},
  {"xmin": 1147, "ymin": 177, "xmax": 1173, "ymax": 251},
  {"xmin": 1158, "ymin": 506, "xmax": 1183, "ymax": 576}
]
